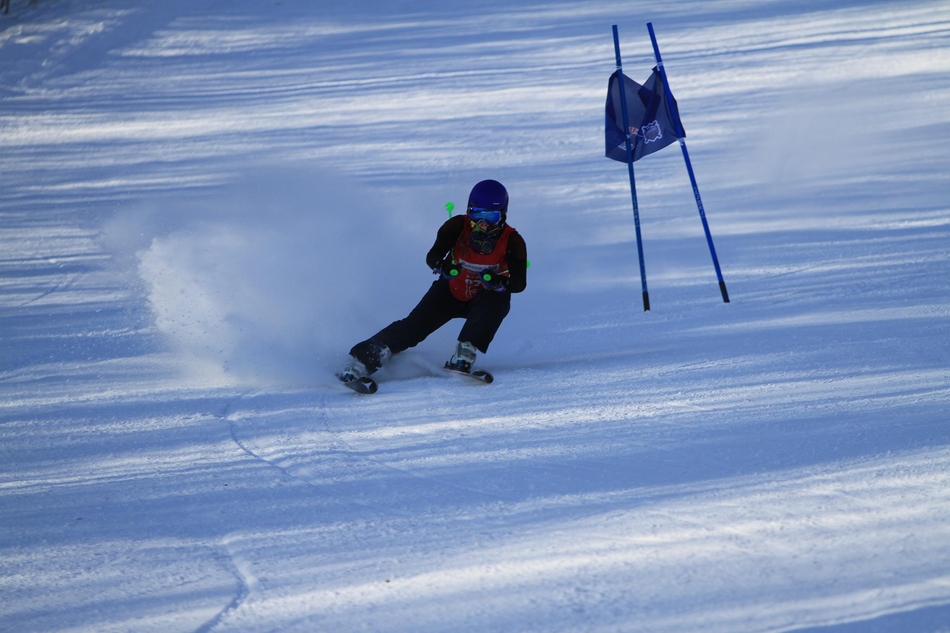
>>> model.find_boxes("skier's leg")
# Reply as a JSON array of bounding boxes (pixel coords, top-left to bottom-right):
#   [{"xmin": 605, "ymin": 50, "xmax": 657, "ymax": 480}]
[
  {"xmin": 457, "ymin": 290, "xmax": 511, "ymax": 353},
  {"xmin": 349, "ymin": 280, "xmax": 462, "ymax": 373},
  {"xmin": 377, "ymin": 280, "xmax": 464, "ymax": 352}
]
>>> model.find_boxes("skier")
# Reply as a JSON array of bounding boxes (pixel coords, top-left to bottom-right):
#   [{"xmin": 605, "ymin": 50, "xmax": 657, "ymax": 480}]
[{"xmin": 339, "ymin": 179, "xmax": 527, "ymax": 387}]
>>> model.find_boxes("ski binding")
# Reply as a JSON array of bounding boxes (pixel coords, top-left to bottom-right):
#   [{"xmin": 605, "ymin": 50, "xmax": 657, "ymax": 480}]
[{"xmin": 340, "ymin": 375, "xmax": 378, "ymax": 394}]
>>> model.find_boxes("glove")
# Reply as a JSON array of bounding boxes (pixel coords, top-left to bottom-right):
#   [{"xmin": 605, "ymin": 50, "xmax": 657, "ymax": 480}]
[
  {"xmin": 437, "ymin": 258, "xmax": 461, "ymax": 280},
  {"xmin": 479, "ymin": 269, "xmax": 508, "ymax": 292}
]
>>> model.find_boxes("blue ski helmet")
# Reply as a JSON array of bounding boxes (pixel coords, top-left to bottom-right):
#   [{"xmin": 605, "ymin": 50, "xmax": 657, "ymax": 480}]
[{"xmin": 467, "ymin": 179, "xmax": 508, "ymax": 228}]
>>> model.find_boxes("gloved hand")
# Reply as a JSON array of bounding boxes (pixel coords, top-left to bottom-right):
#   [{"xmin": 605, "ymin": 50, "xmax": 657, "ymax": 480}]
[
  {"xmin": 479, "ymin": 269, "xmax": 508, "ymax": 292},
  {"xmin": 437, "ymin": 258, "xmax": 461, "ymax": 280}
]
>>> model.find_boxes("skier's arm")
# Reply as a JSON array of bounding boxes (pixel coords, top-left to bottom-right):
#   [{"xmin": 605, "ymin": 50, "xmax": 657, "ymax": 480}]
[
  {"xmin": 425, "ymin": 215, "xmax": 466, "ymax": 269},
  {"xmin": 505, "ymin": 232, "xmax": 528, "ymax": 294}
]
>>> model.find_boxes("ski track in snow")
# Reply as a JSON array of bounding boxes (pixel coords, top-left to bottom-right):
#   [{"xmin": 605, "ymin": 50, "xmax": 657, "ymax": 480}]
[
  {"xmin": 197, "ymin": 539, "xmax": 252, "ymax": 633},
  {"xmin": 2, "ymin": 0, "xmax": 950, "ymax": 631},
  {"xmin": 225, "ymin": 392, "xmax": 420, "ymax": 517}
]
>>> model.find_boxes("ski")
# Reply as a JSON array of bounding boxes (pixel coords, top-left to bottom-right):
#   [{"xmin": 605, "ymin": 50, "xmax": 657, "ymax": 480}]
[
  {"xmin": 443, "ymin": 364, "xmax": 494, "ymax": 384},
  {"xmin": 340, "ymin": 375, "xmax": 378, "ymax": 394}
]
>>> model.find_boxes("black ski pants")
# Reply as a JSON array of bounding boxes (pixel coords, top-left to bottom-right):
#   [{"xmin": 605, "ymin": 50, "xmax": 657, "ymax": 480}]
[{"xmin": 350, "ymin": 279, "xmax": 510, "ymax": 371}]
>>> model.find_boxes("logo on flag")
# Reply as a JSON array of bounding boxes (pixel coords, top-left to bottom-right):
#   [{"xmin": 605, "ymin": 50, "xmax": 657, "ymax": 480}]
[{"xmin": 642, "ymin": 120, "xmax": 662, "ymax": 143}]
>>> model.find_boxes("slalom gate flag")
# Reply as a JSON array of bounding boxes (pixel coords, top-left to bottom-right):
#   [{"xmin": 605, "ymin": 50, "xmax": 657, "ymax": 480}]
[{"xmin": 605, "ymin": 68, "xmax": 682, "ymax": 163}]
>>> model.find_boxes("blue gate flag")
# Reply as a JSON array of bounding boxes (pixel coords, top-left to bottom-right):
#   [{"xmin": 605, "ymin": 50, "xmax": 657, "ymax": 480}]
[{"xmin": 605, "ymin": 68, "xmax": 682, "ymax": 163}]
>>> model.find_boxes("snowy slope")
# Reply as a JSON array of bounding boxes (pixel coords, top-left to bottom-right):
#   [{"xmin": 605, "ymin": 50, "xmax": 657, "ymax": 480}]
[{"xmin": 2, "ymin": 0, "xmax": 950, "ymax": 631}]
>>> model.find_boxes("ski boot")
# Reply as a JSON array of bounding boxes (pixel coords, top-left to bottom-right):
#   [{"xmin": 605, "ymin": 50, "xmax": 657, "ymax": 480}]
[
  {"xmin": 337, "ymin": 358, "xmax": 376, "ymax": 393},
  {"xmin": 445, "ymin": 341, "xmax": 477, "ymax": 374},
  {"xmin": 443, "ymin": 341, "xmax": 493, "ymax": 383},
  {"xmin": 339, "ymin": 359, "xmax": 369, "ymax": 383},
  {"xmin": 338, "ymin": 341, "xmax": 391, "ymax": 394}
]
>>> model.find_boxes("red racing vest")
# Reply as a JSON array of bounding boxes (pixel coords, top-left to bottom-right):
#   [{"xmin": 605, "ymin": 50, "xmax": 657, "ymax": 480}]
[{"xmin": 448, "ymin": 222, "xmax": 516, "ymax": 301}]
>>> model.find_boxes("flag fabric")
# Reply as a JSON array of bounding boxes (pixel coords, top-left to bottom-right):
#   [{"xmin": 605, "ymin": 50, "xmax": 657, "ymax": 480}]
[{"xmin": 605, "ymin": 68, "xmax": 683, "ymax": 163}]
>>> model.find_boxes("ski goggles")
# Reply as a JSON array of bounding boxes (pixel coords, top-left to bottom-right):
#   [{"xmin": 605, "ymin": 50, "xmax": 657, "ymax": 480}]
[{"xmin": 467, "ymin": 207, "xmax": 503, "ymax": 226}]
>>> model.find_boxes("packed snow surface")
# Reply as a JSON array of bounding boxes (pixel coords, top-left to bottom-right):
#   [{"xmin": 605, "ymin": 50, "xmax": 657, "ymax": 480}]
[{"xmin": 2, "ymin": 0, "xmax": 950, "ymax": 631}]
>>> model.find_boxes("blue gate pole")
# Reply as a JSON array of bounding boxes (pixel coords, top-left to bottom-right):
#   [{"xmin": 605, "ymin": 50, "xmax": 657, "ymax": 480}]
[
  {"xmin": 647, "ymin": 22, "xmax": 730, "ymax": 303},
  {"xmin": 612, "ymin": 25, "xmax": 650, "ymax": 312}
]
